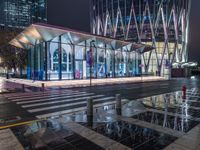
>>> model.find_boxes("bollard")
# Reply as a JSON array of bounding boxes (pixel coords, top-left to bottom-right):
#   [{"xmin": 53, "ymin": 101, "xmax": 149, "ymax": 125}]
[
  {"xmin": 22, "ymin": 84, "xmax": 25, "ymax": 92},
  {"xmin": 182, "ymin": 85, "xmax": 186, "ymax": 99},
  {"xmin": 41, "ymin": 83, "xmax": 45, "ymax": 92},
  {"xmin": 116, "ymin": 94, "xmax": 122, "ymax": 115},
  {"xmin": 87, "ymin": 98, "xmax": 93, "ymax": 117},
  {"xmin": 116, "ymin": 94, "xmax": 121, "ymax": 109},
  {"xmin": 87, "ymin": 98, "xmax": 93, "ymax": 127}
]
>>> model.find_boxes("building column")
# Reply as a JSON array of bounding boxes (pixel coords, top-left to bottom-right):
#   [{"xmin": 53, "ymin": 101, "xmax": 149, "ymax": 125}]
[
  {"xmin": 44, "ymin": 42, "xmax": 48, "ymax": 81},
  {"xmin": 84, "ymin": 41, "xmax": 87, "ymax": 60},
  {"xmin": 105, "ymin": 44, "xmax": 107, "ymax": 78},
  {"xmin": 58, "ymin": 36, "xmax": 62, "ymax": 80},
  {"xmin": 72, "ymin": 44, "xmax": 75, "ymax": 79},
  {"xmin": 33, "ymin": 41, "xmax": 37, "ymax": 81},
  {"xmin": 136, "ymin": 52, "xmax": 138, "ymax": 75},
  {"xmin": 113, "ymin": 50, "xmax": 115, "ymax": 78},
  {"xmin": 96, "ymin": 47, "xmax": 98, "ymax": 78}
]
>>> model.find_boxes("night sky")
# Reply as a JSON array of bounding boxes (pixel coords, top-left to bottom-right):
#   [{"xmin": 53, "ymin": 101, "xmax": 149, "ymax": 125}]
[{"xmin": 48, "ymin": 0, "xmax": 200, "ymax": 64}]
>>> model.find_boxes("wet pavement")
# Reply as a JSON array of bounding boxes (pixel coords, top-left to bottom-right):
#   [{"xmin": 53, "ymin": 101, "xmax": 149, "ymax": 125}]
[
  {"xmin": 0, "ymin": 88, "xmax": 199, "ymax": 149},
  {"xmin": 0, "ymin": 78, "xmax": 200, "ymax": 149},
  {"xmin": 0, "ymin": 78, "xmax": 40, "ymax": 127},
  {"xmin": 0, "ymin": 77, "xmax": 41, "ymax": 93},
  {"xmin": 79, "ymin": 121, "xmax": 177, "ymax": 150},
  {"xmin": 11, "ymin": 121, "xmax": 104, "ymax": 150},
  {"xmin": 132, "ymin": 111, "xmax": 199, "ymax": 133}
]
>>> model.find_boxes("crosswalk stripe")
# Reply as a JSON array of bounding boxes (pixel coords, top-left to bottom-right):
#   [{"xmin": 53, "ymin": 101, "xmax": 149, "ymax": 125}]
[
  {"xmin": 17, "ymin": 93, "xmax": 95, "ymax": 104},
  {"xmin": 22, "ymin": 95, "xmax": 105, "ymax": 108},
  {"xmin": 8, "ymin": 90, "xmax": 77, "ymax": 100},
  {"xmin": 5, "ymin": 89, "xmax": 73, "ymax": 98},
  {"xmin": 36, "ymin": 99, "xmax": 128, "ymax": 119},
  {"xmin": 12, "ymin": 91, "xmax": 87, "ymax": 101},
  {"xmin": 28, "ymin": 97, "xmax": 115, "ymax": 113}
]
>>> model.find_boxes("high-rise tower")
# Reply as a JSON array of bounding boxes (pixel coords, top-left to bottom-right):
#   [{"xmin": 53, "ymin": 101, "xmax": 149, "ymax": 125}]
[
  {"xmin": 0, "ymin": 0, "xmax": 47, "ymax": 29},
  {"xmin": 90, "ymin": 0, "xmax": 191, "ymax": 76}
]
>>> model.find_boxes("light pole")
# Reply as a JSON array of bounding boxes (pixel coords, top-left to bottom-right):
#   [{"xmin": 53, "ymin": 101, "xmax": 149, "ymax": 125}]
[{"xmin": 89, "ymin": 40, "xmax": 95, "ymax": 87}]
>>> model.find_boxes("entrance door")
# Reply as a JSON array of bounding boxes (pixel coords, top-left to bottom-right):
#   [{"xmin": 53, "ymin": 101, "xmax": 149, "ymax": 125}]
[{"xmin": 75, "ymin": 60, "xmax": 83, "ymax": 79}]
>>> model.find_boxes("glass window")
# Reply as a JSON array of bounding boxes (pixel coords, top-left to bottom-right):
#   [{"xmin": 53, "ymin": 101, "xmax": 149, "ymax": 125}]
[
  {"xmin": 48, "ymin": 42, "xmax": 59, "ymax": 80},
  {"xmin": 53, "ymin": 49, "xmax": 59, "ymax": 71},
  {"xmin": 97, "ymin": 49, "xmax": 105, "ymax": 78},
  {"xmin": 62, "ymin": 44, "xmax": 73, "ymax": 79},
  {"xmin": 75, "ymin": 45, "xmax": 84, "ymax": 60}
]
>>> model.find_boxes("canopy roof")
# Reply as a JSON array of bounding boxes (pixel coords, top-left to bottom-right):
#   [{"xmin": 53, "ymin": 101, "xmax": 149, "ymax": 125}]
[{"xmin": 9, "ymin": 23, "xmax": 153, "ymax": 53}]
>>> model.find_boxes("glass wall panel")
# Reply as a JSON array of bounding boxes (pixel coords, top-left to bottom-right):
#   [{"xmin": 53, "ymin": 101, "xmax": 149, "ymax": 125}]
[
  {"xmin": 97, "ymin": 48, "xmax": 105, "ymax": 78},
  {"xmin": 47, "ymin": 42, "xmax": 59, "ymax": 80},
  {"xmin": 28, "ymin": 43, "xmax": 45, "ymax": 80},
  {"xmin": 106, "ymin": 49, "xmax": 114, "ymax": 77},
  {"xmin": 62, "ymin": 44, "xmax": 73, "ymax": 79},
  {"xmin": 38, "ymin": 43, "xmax": 45, "ymax": 80},
  {"xmin": 137, "ymin": 53, "xmax": 142, "ymax": 75},
  {"xmin": 75, "ymin": 45, "xmax": 84, "ymax": 60},
  {"xmin": 115, "ymin": 50, "xmax": 126, "ymax": 77},
  {"xmin": 128, "ymin": 52, "xmax": 134, "ymax": 76},
  {"xmin": 86, "ymin": 46, "xmax": 97, "ymax": 79},
  {"xmin": 27, "ymin": 48, "xmax": 32, "ymax": 80},
  {"xmin": 75, "ymin": 61, "xmax": 83, "ymax": 79},
  {"xmin": 122, "ymin": 51, "xmax": 127, "ymax": 76},
  {"xmin": 26, "ymin": 37, "xmax": 142, "ymax": 80},
  {"xmin": 75, "ymin": 45, "xmax": 85, "ymax": 79}
]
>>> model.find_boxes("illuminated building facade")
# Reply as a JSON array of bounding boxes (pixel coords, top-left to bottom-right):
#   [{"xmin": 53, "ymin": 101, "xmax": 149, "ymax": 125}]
[
  {"xmin": 10, "ymin": 24, "xmax": 152, "ymax": 80},
  {"xmin": 90, "ymin": 0, "xmax": 191, "ymax": 76},
  {"xmin": 0, "ymin": 0, "xmax": 47, "ymax": 29}
]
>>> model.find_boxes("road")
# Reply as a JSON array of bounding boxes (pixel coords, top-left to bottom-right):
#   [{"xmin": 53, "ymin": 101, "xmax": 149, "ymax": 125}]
[
  {"xmin": 0, "ymin": 77, "xmax": 200, "ymax": 128},
  {"xmin": 65, "ymin": 78, "xmax": 200, "ymax": 100}
]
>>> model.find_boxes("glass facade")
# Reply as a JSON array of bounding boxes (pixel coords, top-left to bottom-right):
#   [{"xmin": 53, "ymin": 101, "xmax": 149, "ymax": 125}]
[
  {"xmin": 0, "ymin": 0, "xmax": 47, "ymax": 28},
  {"xmin": 90, "ymin": 0, "xmax": 191, "ymax": 77},
  {"xmin": 27, "ymin": 36, "xmax": 141, "ymax": 81},
  {"xmin": 10, "ymin": 24, "xmax": 149, "ymax": 81}
]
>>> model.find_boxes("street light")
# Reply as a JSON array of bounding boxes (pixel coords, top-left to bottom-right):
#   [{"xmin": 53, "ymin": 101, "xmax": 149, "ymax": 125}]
[{"xmin": 89, "ymin": 40, "xmax": 95, "ymax": 87}]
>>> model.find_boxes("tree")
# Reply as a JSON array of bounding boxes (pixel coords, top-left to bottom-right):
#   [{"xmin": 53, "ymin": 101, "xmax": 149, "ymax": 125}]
[{"xmin": 0, "ymin": 28, "xmax": 27, "ymax": 76}]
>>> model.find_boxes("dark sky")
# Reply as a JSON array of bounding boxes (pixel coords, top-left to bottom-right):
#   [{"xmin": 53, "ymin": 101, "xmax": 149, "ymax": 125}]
[
  {"xmin": 48, "ymin": 0, "xmax": 200, "ymax": 64},
  {"xmin": 188, "ymin": 0, "xmax": 200, "ymax": 64},
  {"xmin": 47, "ymin": 0, "xmax": 90, "ymax": 32}
]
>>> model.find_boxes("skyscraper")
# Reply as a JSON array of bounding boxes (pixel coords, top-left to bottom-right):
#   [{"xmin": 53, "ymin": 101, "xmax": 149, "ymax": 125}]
[
  {"xmin": 90, "ymin": 0, "xmax": 191, "ymax": 76},
  {"xmin": 0, "ymin": 0, "xmax": 47, "ymax": 75},
  {"xmin": 0, "ymin": 0, "xmax": 47, "ymax": 29}
]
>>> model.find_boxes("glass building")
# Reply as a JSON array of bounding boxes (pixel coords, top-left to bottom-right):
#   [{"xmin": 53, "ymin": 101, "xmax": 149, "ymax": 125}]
[
  {"xmin": 90, "ymin": 0, "xmax": 191, "ymax": 77},
  {"xmin": 0, "ymin": 0, "xmax": 47, "ymax": 29},
  {"xmin": 10, "ymin": 24, "xmax": 153, "ymax": 80}
]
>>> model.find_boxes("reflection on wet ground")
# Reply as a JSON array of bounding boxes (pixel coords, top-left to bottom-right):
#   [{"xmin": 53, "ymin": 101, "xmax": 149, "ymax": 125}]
[
  {"xmin": 10, "ymin": 118, "xmax": 177, "ymax": 150},
  {"xmin": 132, "ymin": 111, "xmax": 199, "ymax": 132},
  {"xmin": 3, "ymin": 88, "xmax": 200, "ymax": 149},
  {"xmin": 80, "ymin": 121, "xmax": 177, "ymax": 150},
  {"xmin": 11, "ymin": 120, "xmax": 104, "ymax": 150},
  {"xmin": 140, "ymin": 90, "xmax": 200, "ymax": 120}
]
